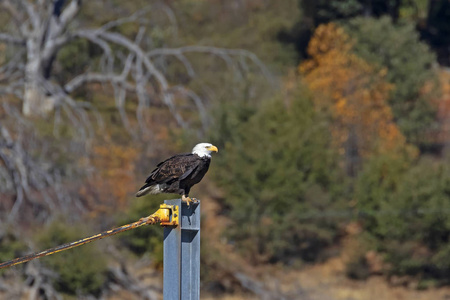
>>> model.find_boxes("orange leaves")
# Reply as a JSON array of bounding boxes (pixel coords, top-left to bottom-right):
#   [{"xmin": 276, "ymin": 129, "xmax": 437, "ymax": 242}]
[
  {"xmin": 89, "ymin": 143, "xmax": 138, "ymax": 211},
  {"xmin": 300, "ymin": 23, "xmax": 406, "ymax": 158},
  {"xmin": 303, "ymin": 23, "xmax": 353, "ymax": 68},
  {"xmin": 434, "ymin": 70, "xmax": 450, "ymax": 145}
]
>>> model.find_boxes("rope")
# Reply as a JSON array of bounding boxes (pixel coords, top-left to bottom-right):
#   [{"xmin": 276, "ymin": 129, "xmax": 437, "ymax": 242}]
[{"xmin": 0, "ymin": 205, "xmax": 175, "ymax": 270}]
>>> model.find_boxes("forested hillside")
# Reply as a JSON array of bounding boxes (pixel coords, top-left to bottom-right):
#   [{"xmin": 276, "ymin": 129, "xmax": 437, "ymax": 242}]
[{"xmin": 0, "ymin": 0, "xmax": 450, "ymax": 299}]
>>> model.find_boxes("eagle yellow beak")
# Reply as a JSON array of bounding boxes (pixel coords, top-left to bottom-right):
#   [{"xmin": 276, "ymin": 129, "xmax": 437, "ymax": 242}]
[{"xmin": 207, "ymin": 145, "xmax": 218, "ymax": 153}]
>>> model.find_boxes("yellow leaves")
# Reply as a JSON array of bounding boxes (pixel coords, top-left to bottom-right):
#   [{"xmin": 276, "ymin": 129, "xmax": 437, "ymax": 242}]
[
  {"xmin": 300, "ymin": 23, "xmax": 406, "ymax": 158},
  {"xmin": 305, "ymin": 23, "xmax": 353, "ymax": 61}
]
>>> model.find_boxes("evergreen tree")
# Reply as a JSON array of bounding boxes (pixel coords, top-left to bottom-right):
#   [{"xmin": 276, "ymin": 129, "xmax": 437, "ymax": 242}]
[
  {"xmin": 355, "ymin": 155, "xmax": 450, "ymax": 284},
  {"xmin": 344, "ymin": 17, "xmax": 438, "ymax": 145},
  {"xmin": 210, "ymin": 89, "xmax": 347, "ymax": 264}
]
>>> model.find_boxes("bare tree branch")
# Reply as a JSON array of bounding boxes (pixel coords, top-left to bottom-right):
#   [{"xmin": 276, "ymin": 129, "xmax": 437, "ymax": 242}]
[
  {"xmin": 0, "ymin": 50, "xmax": 25, "ymax": 80},
  {"xmin": 64, "ymin": 72, "xmax": 135, "ymax": 93},
  {"xmin": 0, "ymin": 1, "xmax": 272, "ymax": 136},
  {"xmin": 21, "ymin": 0, "xmax": 41, "ymax": 31},
  {"xmin": 0, "ymin": 33, "xmax": 26, "ymax": 46},
  {"xmin": 58, "ymin": 0, "xmax": 82, "ymax": 28},
  {"xmin": 148, "ymin": 45, "xmax": 274, "ymax": 83},
  {"xmin": 93, "ymin": 30, "xmax": 187, "ymax": 127},
  {"xmin": 155, "ymin": 2, "xmax": 179, "ymax": 38},
  {"xmin": 109, "ymin": 265, "xmax": 159, "ymax": 300},
  {"xmin": 0, "ymin": 101, "xmax": 93, "ymax": 223},
  {"xmin": 0, "ymin": 0, "xmax": 28, "ymax": 35},
  {"xmin": 0, "ymin": 0, "xmax": 275, "ymax": 259},
  {"xmin": 97, "ymin": 6, "xmax": 152, "ymax": 32},
  {"xmin": 168, "ymin": 86, "xmax": 208, "ymax": 131},
  {"xmin": 0, "ymin": 80, "xmax": 24, "ymax": 98},
  {"xmin": 234, "ymin": 272, "xmax": 290, "ymax": 300}
]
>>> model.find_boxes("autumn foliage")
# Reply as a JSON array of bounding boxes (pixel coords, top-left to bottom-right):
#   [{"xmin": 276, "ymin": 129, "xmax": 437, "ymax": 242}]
[
  {"xmin": 83, "ymin": 142, "xmax": 139, "ymax": 212},
  {"xmin": 1, "ymin": 1, "xmax": 450, "ymax": 296},
  {"xmin": 300, "ymin": 23, "xmax": 406, "ymax": 161},
  {"xmin": 435, "ymin": 71, "xmax": 450, "ymax": 144}
]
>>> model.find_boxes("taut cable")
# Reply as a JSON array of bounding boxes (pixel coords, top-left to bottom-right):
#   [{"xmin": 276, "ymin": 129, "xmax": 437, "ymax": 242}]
[{"xmin": 0, "ymin": 203, "xmax": 179, "ymax": 270}]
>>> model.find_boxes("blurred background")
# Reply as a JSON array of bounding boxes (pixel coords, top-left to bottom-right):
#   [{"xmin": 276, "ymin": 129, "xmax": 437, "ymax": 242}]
[{"xmin": 0, "ymin": 0, "xmax": 450, "ymax": 299}]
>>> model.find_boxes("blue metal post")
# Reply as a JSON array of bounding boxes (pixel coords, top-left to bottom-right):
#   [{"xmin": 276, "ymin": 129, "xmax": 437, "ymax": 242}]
[{"xmin": 164, "ymin": 199, "xmax": 201, "ymax": 300}]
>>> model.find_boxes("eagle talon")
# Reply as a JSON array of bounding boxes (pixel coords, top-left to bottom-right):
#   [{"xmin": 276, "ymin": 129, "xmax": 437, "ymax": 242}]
[{"xmin": 182, "ymin": 195, "xmax": 193, "ymax": 206}]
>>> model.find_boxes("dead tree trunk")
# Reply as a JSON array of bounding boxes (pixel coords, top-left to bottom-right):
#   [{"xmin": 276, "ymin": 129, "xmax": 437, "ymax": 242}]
[
  {"xmin": 23, "ymin": 42, "xmax": 54, "ymax": 116},
  {"xmin": 0, "ymin": 0, "xmax": 271, "ymax": 129},
  {"xmin": 21, "ymin": 0, "xmax": 81, "ymax": 116},
  {"xmin": 0, "ymin": 0, "xmax": 82, "ymax": 116}
]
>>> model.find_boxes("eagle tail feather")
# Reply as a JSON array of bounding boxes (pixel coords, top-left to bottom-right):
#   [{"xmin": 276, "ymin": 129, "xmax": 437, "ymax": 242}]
[{"xmin": 135, "ymin": 183, "xmax": 163, "ymax": 197}]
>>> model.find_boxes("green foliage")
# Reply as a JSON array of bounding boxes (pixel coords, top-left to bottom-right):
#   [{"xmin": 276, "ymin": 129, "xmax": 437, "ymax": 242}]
[
  {"xmin": 355, "ymin": 155, "xmax": 450, "ymax": 284},
  {"xmin": 210, "ymin": 89, "xmax": 347, "ymax": 264},
  {"xmin": 0, "ymin": 232, "xmax": 26, "ymax": 263},
  {"xmin": 55, "ymin": 39, "xmax": 91, "ymax": 84},
  {"xmin": 37, "ymin": 221, "xmax": 107, "ymax": 296},
  {"xmin": 354, "ymin": 152, "xmax": 412, "ymax": 233},
  {"xmin": 300, "ymin": 0, "xmax": 362, "ymax": 26},
  {"xmin": 431, "ymin": 244, "xmax": 450, "ymax": 280},
  {"xmin": 208, "ymin": 95, "xmax": 258, "ymax": 153},
  {"xmin": 290, "ymin": 0, "xmax": 431, "ymax": 59},
  {"xmin": 119, "ymin": 194, "xmax": 167, "ymax": 268},
  {"xmin": 2, "ymin": 0, "xmax": 449, "ymax": 291},
  {"xmin": 175, "ymin": 0, "xmax": 299, "ymax": 71},
  {"xmin": 299, "ymin": 0, "xmax": 427, "ymax": 26},
  {"xmin": 0, "ymin": 230, "xmax": 27, "ymax": 274},
  {"xmin": 400, "ymin": 0, "xmax": 429, "ymax": 20},
  {"xmin": 343, "ymin": 16, "xmax": 438, "ymax": 144}
]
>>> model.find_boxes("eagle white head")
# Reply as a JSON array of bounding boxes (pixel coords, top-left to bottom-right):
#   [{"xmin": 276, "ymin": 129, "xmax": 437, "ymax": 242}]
[{"xmin": 192, "ymin": 142, "xmax": 218, "ymax": 158}]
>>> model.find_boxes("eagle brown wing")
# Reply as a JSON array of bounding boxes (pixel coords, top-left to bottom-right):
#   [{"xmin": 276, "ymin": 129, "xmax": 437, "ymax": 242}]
[{"xmin": 145, "ymin": 154, "xmax": 201, "ymax": 184}]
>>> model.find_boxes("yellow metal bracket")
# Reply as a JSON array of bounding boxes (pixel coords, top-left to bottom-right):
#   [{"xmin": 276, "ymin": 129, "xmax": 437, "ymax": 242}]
[{"xmin": 158, "ymin": 204, "xmax": 179, "ymax": 226}]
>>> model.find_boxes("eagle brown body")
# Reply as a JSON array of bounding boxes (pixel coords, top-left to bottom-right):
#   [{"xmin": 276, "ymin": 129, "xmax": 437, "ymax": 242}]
[{"xmin": 136, "ymin": 143, "xmax": 218, "ymax": 203}]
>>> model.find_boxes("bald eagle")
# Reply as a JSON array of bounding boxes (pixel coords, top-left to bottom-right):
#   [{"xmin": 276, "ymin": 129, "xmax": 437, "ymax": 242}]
[{"xmin": 136, "ymin": 143, "xmax": 218, "ymax": 204}]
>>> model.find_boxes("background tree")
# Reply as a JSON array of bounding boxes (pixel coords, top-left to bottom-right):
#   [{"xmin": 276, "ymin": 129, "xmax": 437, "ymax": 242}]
[
  {"xmin": 285, "ymin": 0, "xmax": 450, "ymax": 67},
  {"xmin": 300, "ymin": 23, "xmax": 410, "ymax": 175},
  {"xmin": 355, "ymin": 154, "xmax": 450, "ymax": 286},
  {"xmin": 210, "ymin": 87, "xmax": 347, "ymax": 264},
  {"xmin": 1, "ymin": 0, "xmax": 450, "ymax": 298},
  {"xmin": 0, "ymin": 104, "xmax": 86, "ymax": 223},
  {"xmin": 420, "ymin": 0, "xmax": 450, "ymax": 66},
  {"xmin": 300, "ymin": 0, "xmax": 404, "ymax": 24},
  {"xmin": 344, "ymin": 17, "xmax": 438, "ymax": 146},
  {"xmin": 0, "ymin": 0, "xmax": 272, "ymax": 223},
  {"xmin": 0, "ymin": 0, "xmax": 270, "ymax": 132}
]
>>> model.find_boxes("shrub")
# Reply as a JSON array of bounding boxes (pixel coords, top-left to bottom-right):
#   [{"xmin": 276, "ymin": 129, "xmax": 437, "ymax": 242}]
[
  {"xmin": 346, "ymin": 255, "xmax": 371, "ymax": 280},
  {"xmin": 355, "ymin": 155, "xmax": 450, "ymax": 285},
  {"xmin": 37, "ymin": 221, "xmax": 107, "ymax": 296},
  {"xmin": 0, "ymin": 229, "xmax": 27, "ymax": 275},
  {"xmin": 119, "ymin": 194, "xmax": 167, "ymax": 268}
]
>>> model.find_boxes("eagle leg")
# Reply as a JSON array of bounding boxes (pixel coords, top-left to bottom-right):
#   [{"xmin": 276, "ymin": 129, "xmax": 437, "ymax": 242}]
[{"xmin": 182, "ymin": 194, "xmax": 193, "ymax": 206}]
